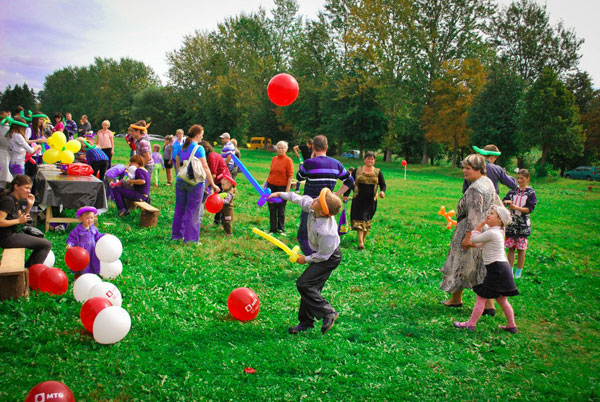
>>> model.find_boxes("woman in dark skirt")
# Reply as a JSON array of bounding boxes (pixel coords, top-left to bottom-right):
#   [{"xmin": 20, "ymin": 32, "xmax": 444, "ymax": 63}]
[
  {"xmin": 343, "ymin": 152, "xmax": 386, "ymax": 249},
  {"xmin": 453, "ymin": 205, "xmax": 519, "ymax": 334}
]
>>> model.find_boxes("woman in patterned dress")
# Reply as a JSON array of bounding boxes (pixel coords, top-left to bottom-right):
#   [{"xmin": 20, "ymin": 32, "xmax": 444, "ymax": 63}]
[
  {"xmin": 343, "ymin": 152, "xmax": 386, "ymax": 250},
  {"xmin": 441, "ymin": 154, "xmax": 503, "ymax": 313}
]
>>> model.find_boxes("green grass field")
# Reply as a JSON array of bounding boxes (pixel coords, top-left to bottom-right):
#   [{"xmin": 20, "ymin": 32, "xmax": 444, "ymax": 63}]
[{"xmin": 1, "ymin": 141, "xmax": 599, "ymax": 401}]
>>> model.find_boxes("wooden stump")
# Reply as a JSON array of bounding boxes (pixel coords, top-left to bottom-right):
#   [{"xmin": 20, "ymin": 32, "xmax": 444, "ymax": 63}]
[
  {"xmin": 134, "ymin": 201, "xmax": 159, "ymax": 228},
  {"xmin": 0, "ymin": 248, "xmax": 29, "ymax": 301}
]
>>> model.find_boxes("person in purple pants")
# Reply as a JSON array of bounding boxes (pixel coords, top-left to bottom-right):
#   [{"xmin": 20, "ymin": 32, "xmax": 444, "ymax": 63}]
[
  {"xmin": 171, "ymin": 124, "xmax": 219, "ymax": 243},
  {"xmin": 112, "ymin": 155, "xmax": 151, "ymax": 217}
]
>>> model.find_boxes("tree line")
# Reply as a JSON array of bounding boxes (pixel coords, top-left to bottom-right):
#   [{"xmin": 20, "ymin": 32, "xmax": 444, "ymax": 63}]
[{"xmin": 2, "ymin": 0, "xmax": 599, "ymax": 175}]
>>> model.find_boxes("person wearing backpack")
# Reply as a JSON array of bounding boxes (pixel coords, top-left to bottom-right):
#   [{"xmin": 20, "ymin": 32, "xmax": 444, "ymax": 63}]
[{"xmin": 171, "ymin": 124, "xmax": 219, "ymax": 243}]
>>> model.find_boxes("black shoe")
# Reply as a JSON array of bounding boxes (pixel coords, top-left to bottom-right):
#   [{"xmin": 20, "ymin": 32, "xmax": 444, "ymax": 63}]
[
  {"xmin": 288, "ymin": 323, "xmax": 313, "ymax": 334},
  {"xmin": 118, "ymin": 210, "xmax": 130, "ymax": 218},
  {"xmin": 482, "ymin": 308, "xmax": 496, "ymax": 317},
  {"xmin": 321, "ymin": 311, "xmax": 339, "ymax": 334}
]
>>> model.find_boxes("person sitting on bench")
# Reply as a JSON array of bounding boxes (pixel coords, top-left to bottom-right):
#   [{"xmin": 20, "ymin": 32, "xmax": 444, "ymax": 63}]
[{"xmin": 0, "ymin": 175, "xmax": 51, "ymax": 267}]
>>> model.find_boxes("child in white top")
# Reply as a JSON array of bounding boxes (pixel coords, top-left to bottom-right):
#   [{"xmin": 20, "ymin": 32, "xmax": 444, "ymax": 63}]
[{"xmin": 454, "ymin": 205, "xmax": 520, "ymax": 334}]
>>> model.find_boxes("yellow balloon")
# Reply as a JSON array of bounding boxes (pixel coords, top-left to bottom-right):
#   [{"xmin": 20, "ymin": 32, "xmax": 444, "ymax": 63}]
[
  {"xmin": 51, "ymin": 131, "xmax": 67, "ymax": 148},
  {"xmin": 65, "ymin": 139, "xmax": 81, "ymax": 153},
  {"xmin": 251, "ymin": 227, "xmax": 300, "ymax": 263},
  {"xmin": 46, "ymin": 136, "xmax": 57, "ymax": 148},
  {"xmin": 42, "ymin": 148, "xmax": 60, "ymax": 164}
]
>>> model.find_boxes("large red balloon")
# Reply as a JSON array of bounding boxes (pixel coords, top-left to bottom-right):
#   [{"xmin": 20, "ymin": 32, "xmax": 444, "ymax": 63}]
[
  {"xmin": 39, "ymin": 268, "xmax": 69, "ymax": 295},
  {"xmin": 267, "ymin": 73, "xmax": 299, "ymax": 107},
  {"xmin": 80, "ymin": 296, "xmax": 113, "ymax": 333},
  {"xmin": 29, "ymin": 264, "xmax": 49, "ymax": 290},
  {"xmin": 205, "ymin": 193, "xmax": 223, "ymax": 214},
  {"xmin": 401, "ymin": 160, "xmax": 407, "ymax": 167},
  {"xmin": 65, "ymin": 246, "xmax": 90, "ymax": 272},
  {"xmin": 227, "ymin": 287, "xmax": 260, "ymax": 321},
  {"xmin": 25, "ymin": 380, "xmax": 75, "ymax": 402}
]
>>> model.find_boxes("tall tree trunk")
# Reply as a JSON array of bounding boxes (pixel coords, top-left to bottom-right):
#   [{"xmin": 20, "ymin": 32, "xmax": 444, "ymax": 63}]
[
  {"xmin": 337, "ymin": 139, "xmax": 343, "ymax": 156},
  {"xmin": 384, "ymin": 149, "xmax": 393, "ymax": 162},
  {"xmin": 540, "ymin": 144, "xmax": 548, "ymax": 170},
  {"xmin": 421, "ymin": 142, "xmax": 428, "ymax": 164}
]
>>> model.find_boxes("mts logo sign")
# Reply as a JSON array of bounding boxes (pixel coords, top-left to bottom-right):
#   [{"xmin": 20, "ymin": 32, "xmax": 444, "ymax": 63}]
[
  {"xmin": 34, "ymin": 393, "xmax": 65, "ymax": 402},
  {"xmin": 244, "ymin": 296, "xmax": 259, "ymax": 313}
]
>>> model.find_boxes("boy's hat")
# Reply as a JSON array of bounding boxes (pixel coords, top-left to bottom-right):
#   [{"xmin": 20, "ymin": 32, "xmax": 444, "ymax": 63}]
[
  {"xmin": 217, "ymin": 173, "xmax": 236, "ymax": 186},
  {"xmin": 490, "ymin": 205, "xmax": 512, "ymax": 227},
  {"xmin": 76, "ymin": 206, "xmax": 97, "ymax": 217},
  {"xmin": 319, "ymin": 187, "xmax": 332, "ymax": 216},
  {"xmin": 219, "ymin": 132, "xmax": 231, "ymax": 139},
  {"xmin": 473, "ymin": 145, "xmax": 501, "ymax": 156}
]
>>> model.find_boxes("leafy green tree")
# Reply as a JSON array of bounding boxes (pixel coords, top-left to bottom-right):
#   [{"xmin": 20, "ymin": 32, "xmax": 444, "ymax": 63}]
[
  {"xmin": 40, "ymin": 58, "xmax": 159, "ymax": 132},
  {"xmin": 422, "ymin": 59, "xmax": 486, "ymax": 166},
  {"xmin": 519, "ymin": 67, "xmax": 584, "ymax": 175},
  {"xmin": 491, "ymin": 0, "xmax": 583, "ymax": 83},
  {"xmin": 0, "ymin": 84, "xmax": 37, "ymax": 112},
  {"xmin": 467, "ymin": 62, "xmax": 525, "ymax": 163}
]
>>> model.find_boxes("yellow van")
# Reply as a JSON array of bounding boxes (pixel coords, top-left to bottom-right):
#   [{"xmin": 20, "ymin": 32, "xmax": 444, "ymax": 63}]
[{"xmin": 246, "ymin": 137, "xmax": 272, "ymax": 150}]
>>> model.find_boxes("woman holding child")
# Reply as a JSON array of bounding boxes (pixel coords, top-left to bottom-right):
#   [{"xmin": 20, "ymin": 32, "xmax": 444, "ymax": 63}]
[
  {"xmin": 440, "ymin": 154, "xmax": 503, "ymax": 314},
  {"xmin": 171, "ymin": 125, "xmax": 219, "ymax": 243}
]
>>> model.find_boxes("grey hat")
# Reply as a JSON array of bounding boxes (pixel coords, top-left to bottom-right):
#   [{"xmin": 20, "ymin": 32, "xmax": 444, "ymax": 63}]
[
  {"xmin": 219, "ymin": 132, "xmax": 231, "ymax": 139},
  {"xmin": 490, "ymin": 205, "xmax": 512, "ymax": 227}
]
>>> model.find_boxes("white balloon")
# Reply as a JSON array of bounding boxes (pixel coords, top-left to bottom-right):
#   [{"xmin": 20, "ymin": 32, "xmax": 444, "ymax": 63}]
[
  {"xmin": 43, "ymin": 249, "xmax": 55, "ymax": 267},
  {"xmin": 93, "ymin": 306, "xmax": 131, "ymax": 344},
  {"xmin": 73, "ymin": 274, "xmax": 102, "ymax": 302},
  {"xmin": 95, "ymin": 234, "xmax": 123, "ymax": 263},
  {"xmin": 100, "ymin": 260, "xmax": 123, "ymax": 279},
  {"xmin": 88, "ymin": 282, "xmax": 122, "ymax": 307}
]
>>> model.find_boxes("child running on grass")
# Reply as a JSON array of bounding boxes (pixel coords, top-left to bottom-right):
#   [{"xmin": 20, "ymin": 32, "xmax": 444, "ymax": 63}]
[
  {"xmin": 269, "ymin": 187, "xmax": 343, "ymax": 335},
  {"xmin": 67, "ymin": 207, "xmax": 103, "ymax": 278},
  {"xmin": 217, "ymin": 173, "xmax": 236, "ymax": 236},
  {"xmin": 453, "ymin": 205, "xmax": 519, "ymax": 334},
  {"xmin": 151, "ymin": 144, "xmax": 165, "ymax": 187},
  {"xmin": 503, "ymin": 169, "xmax": 537, "ymax": 279}
]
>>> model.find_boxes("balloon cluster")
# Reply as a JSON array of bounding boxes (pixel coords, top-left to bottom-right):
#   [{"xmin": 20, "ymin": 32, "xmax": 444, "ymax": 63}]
[
  {"xmin": 70, "ymin": 234, "xmax": 130, "ymax": 344},
  {"xmin": 42, "ymin": 131, "xmax": 81, "ymax": 165}
]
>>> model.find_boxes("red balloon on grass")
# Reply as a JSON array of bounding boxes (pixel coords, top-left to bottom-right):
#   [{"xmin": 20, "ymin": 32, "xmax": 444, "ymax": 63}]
[
  {"xmin": 80, "ymin": 296, "xmax": 113, "ymax": 333},
  {"xmin": 227, "ymin": 287, "xmax": 260, "ymax": 321},
  {"xmin": 25, "ymin": 380, "xmax": 75, "ymax": 402},
  {"xmin": 267, "ymin": 73, "xmax": 299, "ymax": 106},
  {"xmin": 39, "ymin": 268, "xmax": 69, "ymax": 295},
  {"xmin": 205, "ymin": 192, "xmax": 223, "ymax": 214},
  {"xmin": 65, "ymin": 246, "xmax": 90, "ymax": 271},
  {"xmin": 29, "ymin": 264, "xmax": 49, "ymax": 290},
  {"xmin": 401, "ymin": 160, "xmax": 407, "ymax": 167}
]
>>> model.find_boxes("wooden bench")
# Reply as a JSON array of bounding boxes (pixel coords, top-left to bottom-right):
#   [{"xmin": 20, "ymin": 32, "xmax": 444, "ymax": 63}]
[
  {"xmin": 44, "ymin": 207, "xmax": 98, "ymax": 232},
  {"xmin": 585, "ymin": 185, "xmax": 600, "ymax": 192},
  {"xmin": 0, "ymin": 248, "xmax": 28, "ymax": 300},
  {"xmin": 133, "ymin": 201, "xmax": 159, "ymax": 228}
]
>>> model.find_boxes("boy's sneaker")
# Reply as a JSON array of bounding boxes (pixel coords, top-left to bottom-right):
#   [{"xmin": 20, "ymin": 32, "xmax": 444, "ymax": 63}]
[
  {"xmin": 118, "ymin": 210, "xmax": 130, "ymax": 218},
  {"xmin": 321, "ymin": 311, "xmax": 339, "ymax": 334},
  {"xmin": 279, "ymin": 231, "xmax": 287, "ymax": 236},
  {"xmin": 288, "ymin": 323, "xmax": 313, "ymax": 334},
  {"xmin": 514, "ymin": 268, "xmax": 522, "ymax": 279}
]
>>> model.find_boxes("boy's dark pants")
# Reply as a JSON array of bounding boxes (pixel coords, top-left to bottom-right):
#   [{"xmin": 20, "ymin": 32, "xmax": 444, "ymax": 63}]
[
  {"xmin": 296, "ymin": 246, "xmax": 341, "ymax": 326},
  {"xmin": 222, "ymin": 203, "xmax": 233, "ymax": 234}
]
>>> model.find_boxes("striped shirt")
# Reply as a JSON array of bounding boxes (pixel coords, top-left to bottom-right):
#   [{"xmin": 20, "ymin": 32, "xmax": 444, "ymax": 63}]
[
  {"xmin": 86, "ymin": 147, "xmax": 109, "ymax": 163},
  {"xmin": 297, "ymin": 155, "xmax": 354, "ymax": 197},
  {"xmin": 221, "ymin": 141, "xmax": 235, "ymax": 168}
]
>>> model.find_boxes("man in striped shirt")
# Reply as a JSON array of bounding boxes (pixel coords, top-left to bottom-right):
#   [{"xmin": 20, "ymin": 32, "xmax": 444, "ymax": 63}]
[
  {"xmin": 296, "ymin": 135, "xmax": 354, "ymax": 255},
  {"xmin": 79, "ymin": 139, "xmax": 109, "ymax": 180}
]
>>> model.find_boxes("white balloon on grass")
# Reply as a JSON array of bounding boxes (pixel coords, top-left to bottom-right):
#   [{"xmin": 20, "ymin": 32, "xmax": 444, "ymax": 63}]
[
  {"xmin": 73, "ymin": 273, "xmax": 102, "ymax": 302},
  {"xmin": 100, "ymin": 260, "xmax": 123, "ymax": 279},
  {"xmin": 88, "ymin": 282, "xmax": 122, "ymax": 307},
  {"xmin": 95, "ymin": 234, "xmax": 123, "ymax": 263},
  {"xmin": 93, "ymin": 306, "xmax": 131, "ymax": 344},
  {"xmin": 43, "ymin": 249, "xmax": 55, "ymax": 267}
]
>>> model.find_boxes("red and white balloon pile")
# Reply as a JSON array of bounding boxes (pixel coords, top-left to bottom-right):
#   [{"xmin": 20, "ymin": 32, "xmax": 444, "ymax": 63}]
[{"xmin": 71, "ymin": 235, "xmax": 130, "ymax": 344}]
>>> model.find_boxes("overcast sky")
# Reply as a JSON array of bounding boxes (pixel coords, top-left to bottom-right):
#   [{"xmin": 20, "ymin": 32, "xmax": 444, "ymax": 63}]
[{"xmin": 1, "ymin": 0, "xmax": 598, "ymax": 94}]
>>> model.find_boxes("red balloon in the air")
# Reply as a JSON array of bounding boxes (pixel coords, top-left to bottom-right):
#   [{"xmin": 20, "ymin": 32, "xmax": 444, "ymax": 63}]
[
  {"xmin": 25, "ymin": 380, "xmax": 75, "ymax": 402},
  {"xmin": 39, "ymin": 268, "xmax": 69, "ymax": 295},
  {"xmin": 227, "ymin": 287, "xmax": 260, "ymax": 321},
  {"xmin": 205, "ymin": 193, "xmax": 223, "ymax": 214},
  {"xmin": 401, "ymin": 160, "xmax": 407, "ymax": 167},
  {"xmin": 267, "ymin": 73, "xmax": 299, "ymax": 107},
  {"xmin": 80, "ymin": 296, "xmax": 113, "ymax": 333},
  {"xmin": 29, "ymin": 264, "xmax": 49, "ymax": 290},
  {"xmin": 65, "ymin": 246, "xmax": 90, "ymax": 272}
]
